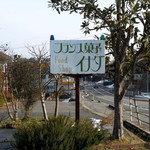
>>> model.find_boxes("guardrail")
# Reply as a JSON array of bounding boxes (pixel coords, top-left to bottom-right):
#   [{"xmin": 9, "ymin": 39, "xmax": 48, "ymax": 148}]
[
  {"xmin": 82, "ymin": 90, "xmax": 102, "ymax": 103},
  {"xmin": 129, "ymin": 97, "xmax": 150, "ymax": 131}
]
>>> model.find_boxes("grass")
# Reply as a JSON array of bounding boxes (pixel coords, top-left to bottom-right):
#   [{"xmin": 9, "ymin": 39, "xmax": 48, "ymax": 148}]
[
  {"xmin": 93, "ymin": 131, "xmax": 149, "ymax": 149},
  {"xmin": 101, "ymin": 113, "xmax": 144, "ymax": 144},
  {"xmin": 100, "ymin": 128, "xmax": 144, "ymax": 145}
]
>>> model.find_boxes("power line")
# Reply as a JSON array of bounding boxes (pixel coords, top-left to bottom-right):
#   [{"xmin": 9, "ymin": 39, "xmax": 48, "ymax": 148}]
[
  {"xmin": 9, "ymin": 35, "xmax": 99, "ymax": 50},
  {"xmin": 11, "ymin": 44, "xmax": 48, "ymax": 50}
]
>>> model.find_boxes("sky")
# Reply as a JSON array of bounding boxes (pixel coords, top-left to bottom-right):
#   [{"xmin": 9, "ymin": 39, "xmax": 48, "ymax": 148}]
[{"xmin": 0, "ymin": 0, "xmax": 114, "ymax": 58}]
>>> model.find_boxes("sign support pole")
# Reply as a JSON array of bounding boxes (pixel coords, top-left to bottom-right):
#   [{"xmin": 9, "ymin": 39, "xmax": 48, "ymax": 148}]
[{"xmin": 75, "ymin": 76, "xmax": 80, "ymax": 122}]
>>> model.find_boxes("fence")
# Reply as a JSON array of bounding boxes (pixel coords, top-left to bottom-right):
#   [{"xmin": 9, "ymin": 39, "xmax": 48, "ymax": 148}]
[{"xmin": 129, "ymin": 97, "xmax": 150, "ymax": 131}]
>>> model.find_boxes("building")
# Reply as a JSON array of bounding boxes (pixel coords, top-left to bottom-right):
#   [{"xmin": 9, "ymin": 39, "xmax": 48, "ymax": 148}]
[
  {"xmin": 42, "ymin": 74, "xmax": 75, "ymax": 99},
  {"xmin": 0, "ymin": 52, "xmax": 11, "ymax": 93}
]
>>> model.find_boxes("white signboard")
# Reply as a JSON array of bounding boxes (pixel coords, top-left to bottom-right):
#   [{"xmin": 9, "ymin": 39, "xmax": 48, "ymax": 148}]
[{"xmin": 50, "ymin": 40, "xmax": 105, "ymax": 74}]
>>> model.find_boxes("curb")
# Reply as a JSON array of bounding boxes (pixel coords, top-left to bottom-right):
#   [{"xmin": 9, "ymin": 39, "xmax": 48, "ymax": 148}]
[{"xmin": 80, "ymin": 100, "xmax": 108, "ymax": 118}]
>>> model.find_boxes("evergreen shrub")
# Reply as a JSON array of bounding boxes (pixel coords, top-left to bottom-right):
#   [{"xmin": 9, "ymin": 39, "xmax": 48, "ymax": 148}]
[{"xmin": 13, "ymin": 116, "xmax": 109, "ymax": 150}]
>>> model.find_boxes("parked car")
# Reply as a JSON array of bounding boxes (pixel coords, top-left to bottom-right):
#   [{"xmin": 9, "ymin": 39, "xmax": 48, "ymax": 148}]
[
  {"xmin": 59, "ymin": 94, "xmax": 70, "ymax": 100},
  {"xmin": 141, "ymin": 92, "xmax": 150, "ymax": 97},
  {"xmin": 93, "ymin": 84, "xmax": 99, "ymax": 88},
  {"xmin": 106, "ymin": 84, "xmax": 114, "ymax": 89}
]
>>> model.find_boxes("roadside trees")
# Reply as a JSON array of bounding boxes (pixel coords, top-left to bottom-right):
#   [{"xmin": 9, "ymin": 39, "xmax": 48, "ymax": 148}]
[
  {"xmin": 54, "ymin": 74, "xmax": 63, "ymax": 117},
  {"xmin": 26, "ymin": 43, "xmax": 49, "ymax": 120},
  {"xmin": 0, "ymin": 71, "xmax": 14, "ymax": 120},
  {"xmin": 48, "ymin": 0, "xmax": 150, "ymax": 139},
  {"xmin": 25, "ymin": 43, "xmax": 62, "ymax": 119},
  {"xmin": 11, "ymin": 56, "xmax": 40, "ymax": 119},
  {"xmin": 0, "ymin": 49, "xmax": 14, "ymax": 120}
]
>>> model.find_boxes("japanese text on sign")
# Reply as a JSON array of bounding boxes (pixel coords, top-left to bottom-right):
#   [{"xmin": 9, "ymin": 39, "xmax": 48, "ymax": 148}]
[{"xmin": 50, "ymin": 40, "xmax": 105, "ymax": 74}]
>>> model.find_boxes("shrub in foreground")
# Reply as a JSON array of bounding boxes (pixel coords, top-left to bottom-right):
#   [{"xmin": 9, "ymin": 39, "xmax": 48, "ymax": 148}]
[{"xmin": 13, "ymin": 116, "xmax": 109, "ymax": 150}]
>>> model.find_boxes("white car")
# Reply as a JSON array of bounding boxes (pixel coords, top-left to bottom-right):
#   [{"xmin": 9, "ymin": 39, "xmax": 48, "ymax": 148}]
[
  {"xmin": 106, "ymin": 84, "xmax": 114, "ymax": 89},
  {"xmin": 135, "ymin": 93, "xmax": 150, "ymax": 99}
]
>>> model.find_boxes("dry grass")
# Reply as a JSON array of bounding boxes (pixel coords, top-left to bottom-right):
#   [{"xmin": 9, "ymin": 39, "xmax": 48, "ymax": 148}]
[
  {"xmin": 95, "ymin": 113, "xmax": 149, "ymax": 149},
  {"xmin": 101, "ymin": 113, "xmax": 114, "ymax": 126},
  {"xmin": 103, "ymin": 128, "xmax": 144, "ymax": 145},
  {"xmin": 94, "ymin": 126, "xmax": 148, "ymax": 149}
]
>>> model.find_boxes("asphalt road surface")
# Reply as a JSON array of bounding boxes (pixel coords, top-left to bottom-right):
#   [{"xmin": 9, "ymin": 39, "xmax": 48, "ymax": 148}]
[
  {"xmin": 0, "ymin": 100, "xmax": 103, "ymax": 122},
  {"xmin": 84, "ymin": 85, "xmax": 150, "ymax": 110},
  {"xmin": 84, "ymin": 85, "xmax": 150, "ymax": 131},
  {"xmin": 31, "ymin": 100, "xmax": 102, "ymax": 120}
]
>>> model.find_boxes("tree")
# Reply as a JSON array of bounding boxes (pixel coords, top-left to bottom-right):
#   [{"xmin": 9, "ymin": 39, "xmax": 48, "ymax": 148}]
[
  {"xmin": 27, "ymin": 44, "xmax": 63, "ymax": 118},
  {"xmin": 0, "ymin": 47, "xmax": 40, "ymax": 121},
  {"xmin": 11, "ymin": 56, "xmax": 40, "ymax": 119},
  {"xmin": 26, "ymin": 43, "xmax": 49, "ymax": 121},
  {"xmin": 0, "ymin": 48, "xmax": 14, "ymax": 120},
  {"xmin": 48, "ymin": 0, "xmax": 150, "ymax": 139},
  {"xmin": 54, "ymin": 74, "xmax": 63, "ymax": 117},
  {"xmin": 0, "ymin": 81, "xmax": 13, "ymax": 120}
]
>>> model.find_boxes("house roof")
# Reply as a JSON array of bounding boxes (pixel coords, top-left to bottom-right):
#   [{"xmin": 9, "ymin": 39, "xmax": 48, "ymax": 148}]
[{"xmin": 0, "ymin": 52, "xmax": 11, "ymax": 64}]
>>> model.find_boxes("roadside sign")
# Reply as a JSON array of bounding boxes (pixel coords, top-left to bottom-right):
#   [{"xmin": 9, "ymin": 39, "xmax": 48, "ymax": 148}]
[{"xmin": 50, "ymin": 40, "xmax": 105, "ymax": 74}]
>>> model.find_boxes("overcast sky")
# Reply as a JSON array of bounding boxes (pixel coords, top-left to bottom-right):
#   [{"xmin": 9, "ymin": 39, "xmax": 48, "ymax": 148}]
[{"xmin": 0, "ymin": 0, "xmax": 114, "ymax": 58}]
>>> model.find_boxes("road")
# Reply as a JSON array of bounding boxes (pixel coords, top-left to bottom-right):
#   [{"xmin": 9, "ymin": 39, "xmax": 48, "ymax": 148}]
[
  {"xmin": 83, "ymin": 84, "xmax": 150, "ymax": 131},
  {"xmin": 0, "ymin": 100, "xmax": 103, "ymax": 122},
  {"xmin": 84, "ymin": 85, "xmax": 149, "ymax": 111},
  {"xmin": 85, "ymin": 86, "xmax": 149, "ymax": 110},
  {"xmin": 31, "ymin": 100, "xmax": 102, "ymax": 120}
]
